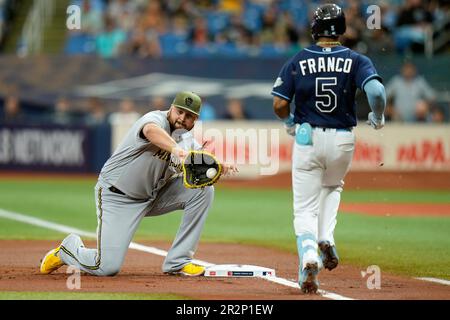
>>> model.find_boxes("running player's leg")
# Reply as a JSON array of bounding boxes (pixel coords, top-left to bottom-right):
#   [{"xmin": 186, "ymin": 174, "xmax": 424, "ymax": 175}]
[
  {"xmin": 59, "ymin": 182, "xmax": 149, "ymax": 276},
  {"xmin": 292, "ymin": 143, "xmax": 323, "ymax": 269},
  {"xmin": 318, "ymin": 130, "xmax": 354, "ymax": 270},
  {"xmin": 318, "ymin": 184, "xmax": 343, "ymax": 246},
  {"xmin": 144, "ymin": 177, "xmax": 214, "ymax": 273}
]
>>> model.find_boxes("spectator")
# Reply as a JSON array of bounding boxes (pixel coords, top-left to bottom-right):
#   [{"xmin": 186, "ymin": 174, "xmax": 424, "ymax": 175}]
[
  {"xmin": 123, "ymin": 25, "xmax": 161, "ymax": 58},
  {"xmin": 430, "ymin": 105, "xmax": 446, "ymax": 123},
  {"xmin": 341, "ymin": 0, "xmax": 366, "ymax": 49},
  {"xmin": 222, "ymin": 98, "xmax": 250, "ymax": 120},
  {"xmin": 394, "ymin": 0, "xmax": 433, "ymax": 53},
  {"xmin": 365, "ymin": 27, "xmax": 395, "ymax": 55},
  {"xmin": 150, "ymin": 96, "xmax": 167, "ymax": 111},
  {"xmin": 60, "ymin": 0, "xmax": 449, "ymax": 59},
  {"xmin": 384, "ymin": 103, "xmax": 397, "ymax": 122},
  {"xmin": 386, "ymin": 61, "xmax": 436, "ymax": 122},
  {"xmin": 53, "ymin": 96, "xmax": 74, "ymax": 125},
  {"xmin": 85, "ymin": 97, "xmax": 107, "ymax": 125},
  {"xmin": 199, "ymin": 100, "xmax": 217, "ymax": 121},
  {"xmin": 109, "ymin": 98, "xmax": 141, "ymax": 125},
  {"xmin": 189, "ymin": 16, "xmax": 213, "ymax": 55},
  {"xmin": 140, "ymin": 0, "xmax": 166, "ymax": 34},
  {"xmin": 107, "ymin": 0, "xmax": 139, "ymax": 32},
  {"xmin": 1, "ymin": 94, "xmax": 24, "ymax": 124},
  {"xmin": 279, "ymin": 12, "xmax": 301, "ymax": 51},
  {"xmin": 219, "ymin": 0, "xmax": 242, "ymax": 13},
  {"xmin": 81, "ymin": 0, "xmax": 103, "ymax": 35},
  {"xmin": 95, "ymin": 16, "xmax": 127, "ymax": 58},
  {"xmin": 414, "ymin": 99, "xmax": 430, "ymax": 122}
]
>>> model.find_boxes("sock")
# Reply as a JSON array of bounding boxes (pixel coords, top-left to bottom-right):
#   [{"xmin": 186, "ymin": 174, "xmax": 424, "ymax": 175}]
[{"xmin": 296, "ymin": 233, "xmax": 318, "ymax": 270}]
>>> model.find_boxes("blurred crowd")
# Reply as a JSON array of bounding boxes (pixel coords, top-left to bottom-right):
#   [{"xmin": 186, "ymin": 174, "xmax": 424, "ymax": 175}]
[
  {"xmin": 0, "ymin": 0, "xmax": 449, "ymax": 125},
  {"xmin": 0, "ymin": 0, "xmax": 10, "ymax": 46},
  {"xmin": 65, "ymin": 0, "xmax": 450, "ymax": 58},
  {"xmin": 0, "ymin": 90, "xmax": 261, "ymax": 126},
  {"xmin": 1, "ymin": 58, "xmax": 448, "ymax": 125}
]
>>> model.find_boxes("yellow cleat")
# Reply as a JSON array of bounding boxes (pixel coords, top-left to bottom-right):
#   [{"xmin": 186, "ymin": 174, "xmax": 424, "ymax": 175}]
[
  {"xmin": 171, "ymin": 263, "xmax": 205, "ymax": 277},
  {"xmin": 40, "ymin": 246, "xmax": 64, "ymax": 274}
]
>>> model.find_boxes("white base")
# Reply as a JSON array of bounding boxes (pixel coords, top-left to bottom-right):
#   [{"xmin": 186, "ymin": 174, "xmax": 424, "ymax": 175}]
[{"xmin": 204, "ymin": 264, "xmax": 276, "ymax": 277}]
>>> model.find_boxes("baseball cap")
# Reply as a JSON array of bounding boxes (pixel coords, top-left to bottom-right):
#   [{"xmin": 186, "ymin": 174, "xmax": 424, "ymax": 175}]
[{"xmin": 171, "ymin": 91, "xmax": 202, "ymax": 115}]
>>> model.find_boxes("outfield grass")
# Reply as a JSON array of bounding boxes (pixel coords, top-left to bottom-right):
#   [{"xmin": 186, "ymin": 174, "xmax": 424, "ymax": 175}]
[
  {"xmin": 0, "ymin": 179, "xmax": 449, "ymax": 280},
  {"xmin": 0, "ymin": 291, "xmax": 187, "ymax": 300}
]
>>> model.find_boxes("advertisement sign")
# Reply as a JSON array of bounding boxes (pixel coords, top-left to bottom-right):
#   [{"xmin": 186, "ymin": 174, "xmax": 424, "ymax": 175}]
[
  {"xmin": 187, "ymin": 122, "xmax": 450, "ymax": 177},
  {"xmin": 0, "ymin": 125, "xmax": 90, "ymax": 172}
]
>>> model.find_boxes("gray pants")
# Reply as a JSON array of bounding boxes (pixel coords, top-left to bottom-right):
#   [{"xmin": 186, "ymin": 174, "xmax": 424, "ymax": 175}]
[{"xmin": 59, "ymin": 177, "xmax": 214, "ymax": 276}]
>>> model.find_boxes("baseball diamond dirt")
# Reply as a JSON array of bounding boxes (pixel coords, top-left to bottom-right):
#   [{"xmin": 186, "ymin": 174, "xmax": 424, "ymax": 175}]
[{"xmin": 0, "ymin": 240, "xmax": 449, "ymax": 300}]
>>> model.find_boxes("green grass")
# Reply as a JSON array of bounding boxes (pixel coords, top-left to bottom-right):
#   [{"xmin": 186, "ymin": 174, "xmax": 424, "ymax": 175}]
[
  {"xmin": 340, "ymin": 190, "xmax": 450, "ymax": 203},
  {"xmin": 0, "ymin": 178, "xmax": 449, "ymax": 280},
  {"xmin": 0, "ymin": 291, "xmax": 187, "ymax": 300},
  {"xmin": 336, "ymin": 214, "xmax": 450, "ymax": 279}
]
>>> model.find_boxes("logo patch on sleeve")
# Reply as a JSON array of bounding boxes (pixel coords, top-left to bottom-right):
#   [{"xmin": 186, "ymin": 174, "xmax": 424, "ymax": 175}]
[{"xmin": 273, "ymin": 77, "xmax": 284, "ymax": 88}]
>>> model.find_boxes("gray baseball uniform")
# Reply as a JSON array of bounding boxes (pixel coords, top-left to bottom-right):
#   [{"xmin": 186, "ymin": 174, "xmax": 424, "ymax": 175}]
[{"xmin": 59, "ymin": 110, "xmax": 214, "ymax": 276}]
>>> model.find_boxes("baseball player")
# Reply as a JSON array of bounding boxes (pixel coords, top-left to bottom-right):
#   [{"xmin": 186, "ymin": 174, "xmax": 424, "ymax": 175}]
[
  {"xmin": 271, "ymin": 4, "xmax": 386, "ymax": 293},
  {"xmin": 40, "ymin": 91, "xmax": 237, "ymax": 277}
]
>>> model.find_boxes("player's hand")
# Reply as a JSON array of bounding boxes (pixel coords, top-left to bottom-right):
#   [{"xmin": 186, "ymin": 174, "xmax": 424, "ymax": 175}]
[
  {"xmin": 367, "ymin": 112, "xmax": 385, "ymax": 130},
  {"xmin": 222, "ymin": 164, "xmax": 239, "ymax": 176},
  {"xmin": 171, "ymin": 146, "xmax": 188, "ymax": 161},
  {"xmin": 283, "ymin": 114, "xmax": 296, "ymax": 136}
]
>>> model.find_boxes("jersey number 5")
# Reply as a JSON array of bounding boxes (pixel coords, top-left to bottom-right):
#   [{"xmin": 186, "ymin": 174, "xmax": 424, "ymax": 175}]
[{"xmin": 315, "ymin": 77, "xmax": 337, "ymax": 113}]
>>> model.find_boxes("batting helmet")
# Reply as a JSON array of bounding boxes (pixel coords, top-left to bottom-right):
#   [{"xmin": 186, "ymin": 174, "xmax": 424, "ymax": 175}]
[{"xmin": 311, "ymin": 3, "xmax": 346, "ymax": 40}]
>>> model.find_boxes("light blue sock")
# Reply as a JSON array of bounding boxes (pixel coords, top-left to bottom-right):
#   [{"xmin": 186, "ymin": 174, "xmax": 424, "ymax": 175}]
[{"xmin": 296, "ymin": 233, "xmax": 317, "ymax": 269}]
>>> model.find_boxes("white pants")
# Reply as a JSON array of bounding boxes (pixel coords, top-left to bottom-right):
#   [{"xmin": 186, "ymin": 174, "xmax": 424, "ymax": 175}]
[{"xmin": 292, "ymin": 128, "xmax": 355, "ymax": 245}]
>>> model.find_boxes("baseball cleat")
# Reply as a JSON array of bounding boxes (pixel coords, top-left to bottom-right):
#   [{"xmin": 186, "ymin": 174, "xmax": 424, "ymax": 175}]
[
  {"xmin": 299, "ymin": 262, "xmax": 319, "ymax": 294},
  {"xmin": 40, "ymin": 246, "xmax": 64, "ymax": 274},
  {"xmin": 170, "ymin": 263, "xmax": 205, "ymax": 277},
  {"xmin": 319, "ymin": 241, "xmax": 339, "ymax": 271}
]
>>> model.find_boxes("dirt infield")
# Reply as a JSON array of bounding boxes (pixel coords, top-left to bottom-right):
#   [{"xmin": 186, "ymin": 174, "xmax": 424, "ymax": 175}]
[
  {"xmin": 2, "ymin": 171, "xmax": 450, "ymax": 190},
  {"xmin": 220, "ymin": 171, "xmax": 450, "ymax": 190},
  {"xmin": 0, "ymin": 240, "xmax": 448, "ymax": 300}
]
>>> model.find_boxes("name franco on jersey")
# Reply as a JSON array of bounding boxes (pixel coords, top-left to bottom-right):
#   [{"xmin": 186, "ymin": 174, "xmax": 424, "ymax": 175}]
[{"xmin": 299, "ymin": 57, "xmax": 353, "ymax": 76}]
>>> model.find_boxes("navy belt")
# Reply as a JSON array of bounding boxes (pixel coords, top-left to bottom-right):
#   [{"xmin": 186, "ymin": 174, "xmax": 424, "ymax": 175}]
[{"xmin": 312, "ymin": 126, "xmax": 352, "ymax": 132}]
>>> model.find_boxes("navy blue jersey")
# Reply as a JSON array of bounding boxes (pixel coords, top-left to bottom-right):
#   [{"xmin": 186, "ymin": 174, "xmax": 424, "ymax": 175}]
[{"xmin": 271, "ymin": 45, "xmax": 382, "ymax": 128}]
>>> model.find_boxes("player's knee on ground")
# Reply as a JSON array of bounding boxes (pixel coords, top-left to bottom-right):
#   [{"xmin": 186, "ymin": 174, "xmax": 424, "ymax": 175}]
[
  {"xmin": 98, "ymin": 262, "xmax": 121, "ymax": 276},
  {"xmin": 97, "ymin": 251, "xmax": 124, "ymax": 276}
]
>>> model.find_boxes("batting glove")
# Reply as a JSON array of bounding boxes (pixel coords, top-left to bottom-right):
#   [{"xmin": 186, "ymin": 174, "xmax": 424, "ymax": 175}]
[
  {"xmin": 282, "ymin": 114, "xmax": 296, "ymax": 136},
  {"xmin": 367, "ymin": 112, "xmax": 385, "ymax": 130}
]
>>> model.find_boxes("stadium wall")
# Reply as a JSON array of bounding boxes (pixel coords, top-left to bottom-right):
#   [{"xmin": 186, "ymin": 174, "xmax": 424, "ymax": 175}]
[
  {"xmin": 2, "ymin": 121, "xmax": 449, "ymax": 189},
  {"xmin": 0, "ymin": 123, "xmax": 110, "ymax": 172},
  {"xmin": 111, "ymin": 121, "xmax": 450, "ymax": 176}
]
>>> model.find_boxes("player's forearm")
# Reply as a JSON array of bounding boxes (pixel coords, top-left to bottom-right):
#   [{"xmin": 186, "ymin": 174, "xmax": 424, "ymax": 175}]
[
  {"xmin": 273, "ymin": 96, "xmax": 291, "ymax": 120},
  {"xmin": 142, "ymin": 123, "xmax": 178, "ymax": 153},
  {"xmin": 364, "ymin": 79, "xmax": 386, "ymax": 120}
]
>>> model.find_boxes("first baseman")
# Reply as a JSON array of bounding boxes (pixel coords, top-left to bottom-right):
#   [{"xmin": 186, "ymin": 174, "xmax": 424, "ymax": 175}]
[
  {"xmin": 271, "ymin": 4, "xmax": 386, "ymax": 293},
  {"xmin": 40, "ymin": 91, "xmax": 237, "ymax": 277}
]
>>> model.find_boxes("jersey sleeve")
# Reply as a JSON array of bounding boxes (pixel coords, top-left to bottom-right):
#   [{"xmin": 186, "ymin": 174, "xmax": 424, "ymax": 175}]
[
  {"xmin": 355, "ymin": 54, "xmax": 383, "ymax": 92},
  {"xmin": 271, "ymin": 58, "xmax": 296, "ymax": 102},
  {"xmin": 136, "ymin": 111, "xmax": 169, "ymax": 143}
]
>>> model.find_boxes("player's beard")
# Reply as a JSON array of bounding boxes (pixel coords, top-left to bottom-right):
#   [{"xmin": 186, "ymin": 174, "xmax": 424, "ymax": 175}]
[
  {"xmin": 169, "ymin": 118, "xmax": 194, "ymax": 132},
  {"xmin": 167, "ymin": 107, "xmax": 195, "ymax": 131}
]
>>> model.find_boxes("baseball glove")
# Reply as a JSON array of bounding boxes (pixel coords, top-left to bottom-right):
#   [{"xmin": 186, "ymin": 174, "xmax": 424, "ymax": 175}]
[{"xmin": 182, "ymin": 150, "xmax": 222, "ymax": 189}]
